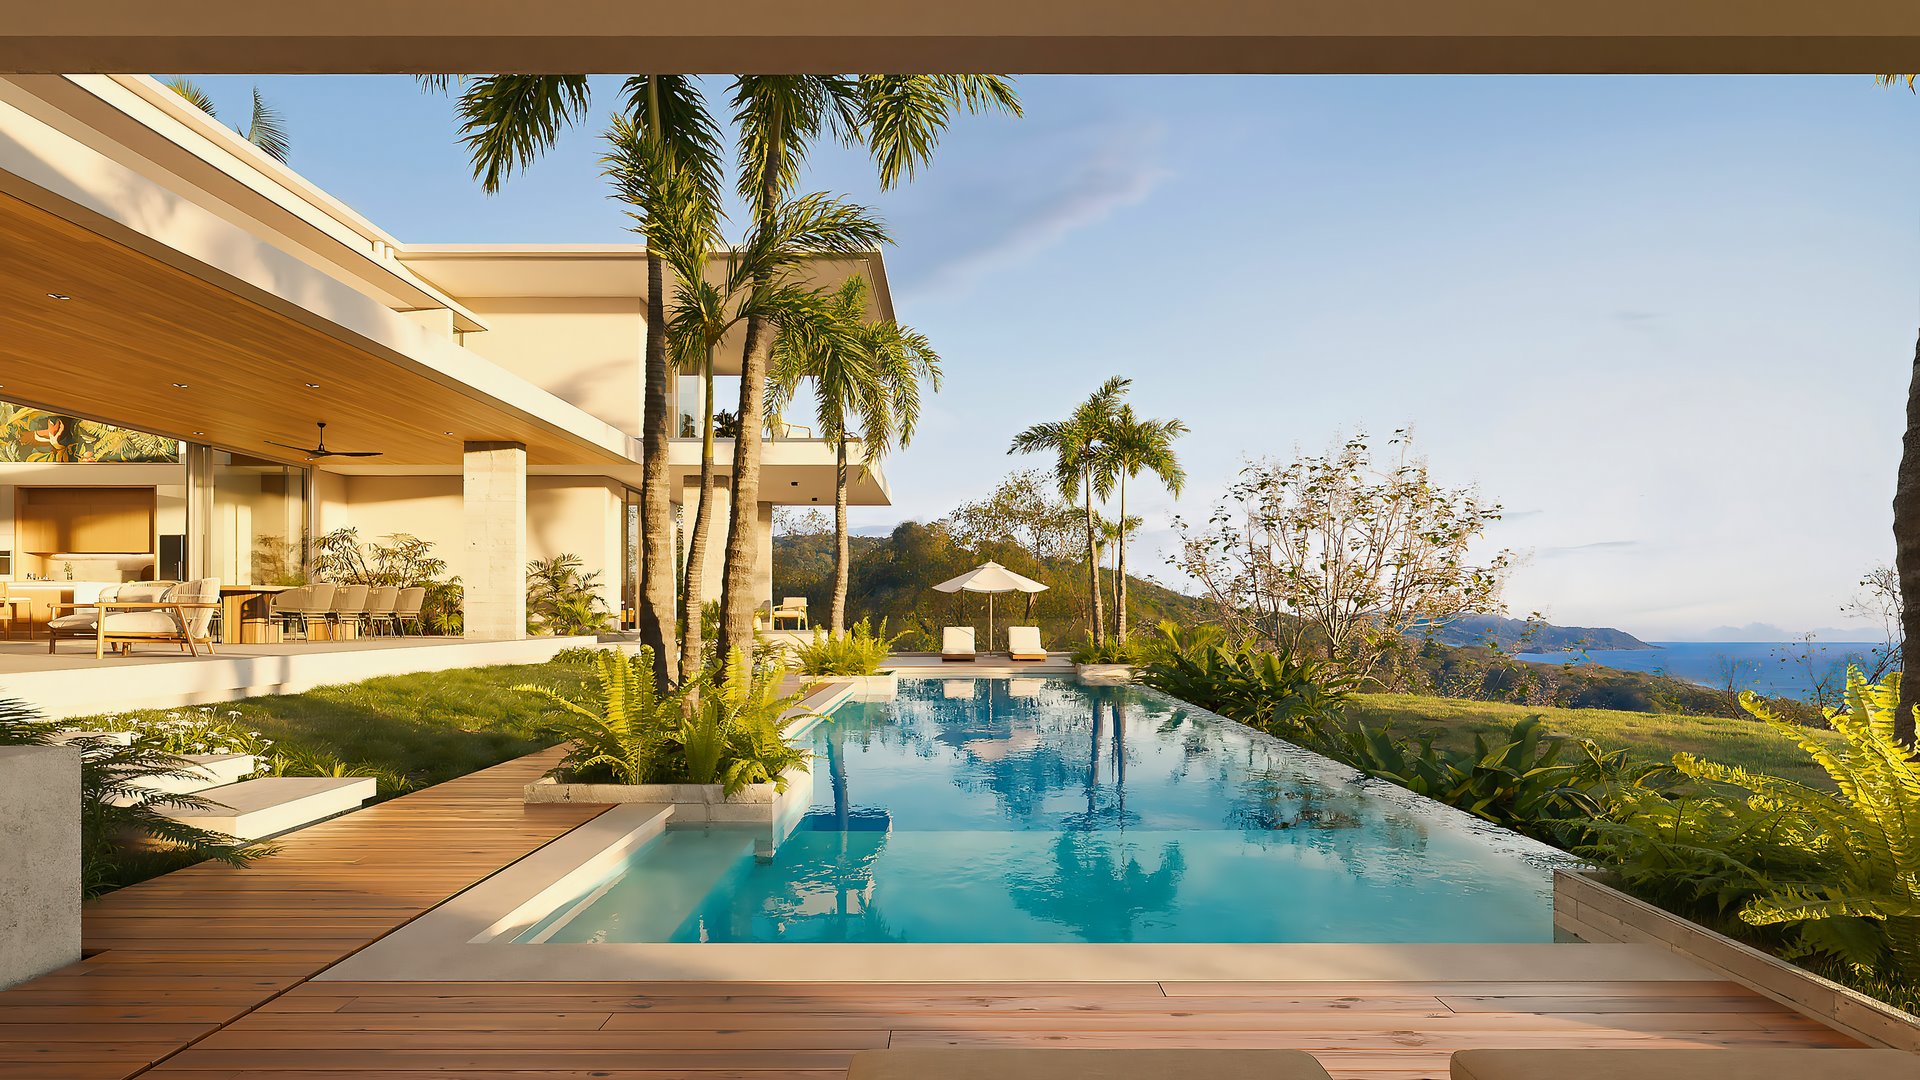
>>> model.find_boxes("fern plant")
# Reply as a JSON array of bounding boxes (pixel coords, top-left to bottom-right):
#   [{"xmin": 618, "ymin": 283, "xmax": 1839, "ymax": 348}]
[
  {"xmin": 679, "ymin": 648, "xmax": 813, "ymax": 795},
  {"xmin": 0, "ymin": 698, "xmax": 265, "ymax": 895},
  {"xmin": 518, "ymin": 647, "xmax": 678, "ymax": 785},
  {"xmin": 1694, "ymin": 674, "xmax": 1920, "ymax": 976},
  {"xmin": 793, "ymin": 617, "xmax": 906, "ymax": 676}
]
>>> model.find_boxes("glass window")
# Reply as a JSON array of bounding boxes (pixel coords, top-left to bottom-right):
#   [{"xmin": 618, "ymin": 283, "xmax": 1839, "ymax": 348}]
[{"xmin": 211, "ymin": 453, "xmax": 308, "ymax": 586}]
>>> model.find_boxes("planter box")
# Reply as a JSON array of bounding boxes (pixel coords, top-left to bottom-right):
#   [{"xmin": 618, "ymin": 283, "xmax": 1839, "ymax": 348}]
[
  {"xmin": 808, "ymin": 673, "xmax": 898, "ymax": 701},
  {"xmin": 1555, "ymin": 869, "xmax": 1920, "ymax": 1051},
  {"xmin": 527, "ymin": 765, "xmax": 814, "ymax": 822},
  {"xmin": 1075, "ymin": 663, "xmax": 1136, "ymax": 684}
]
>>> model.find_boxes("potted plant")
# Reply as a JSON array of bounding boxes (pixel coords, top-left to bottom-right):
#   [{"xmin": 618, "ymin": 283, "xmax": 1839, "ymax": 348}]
[{"xmin": 790, "ymin": 616, "xmax": 904, "ymax": 700}]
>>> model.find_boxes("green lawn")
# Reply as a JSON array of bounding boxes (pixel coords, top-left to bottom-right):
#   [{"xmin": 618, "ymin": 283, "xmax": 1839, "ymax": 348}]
[
  {"xmin": 75, "ymin": 661, "xmax": 595, "ymax": 793},
  {"xmin": 1347, "ymin": 692, "xmax": 1840, "ymax": 786}
]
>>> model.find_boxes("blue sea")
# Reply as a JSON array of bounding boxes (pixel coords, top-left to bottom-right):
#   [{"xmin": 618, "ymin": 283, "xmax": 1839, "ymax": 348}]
[{"xmin": 1515, "ymin": 641, "xmax": 1892, "ymax": 702}]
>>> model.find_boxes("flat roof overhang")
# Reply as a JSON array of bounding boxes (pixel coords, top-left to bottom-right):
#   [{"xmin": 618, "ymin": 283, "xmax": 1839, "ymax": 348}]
[
  {"xmin": 0, "ymin": 187, "xmax": 635, "ymax": 469},
  {"xmin": 2, "ymin": 2, "xmax": 1919, "ymax": 74}
]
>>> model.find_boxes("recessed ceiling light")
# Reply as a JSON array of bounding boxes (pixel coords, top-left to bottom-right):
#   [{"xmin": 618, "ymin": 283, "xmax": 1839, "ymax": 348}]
[
  {"xmin": 810, "ymin": 496, "xmax": 819, "ymax": 502},
  {"xmin": 46, "ymin": 292, "xmax": 70, "ymax": 301},
  {"xmin": 443, "ymin": 431, "xmax": 454, "ymax": 436},
  {"xmin": 192, "ymin": 431, "xmax": 205, "ymax": 436},
  {"xmin": 303, "ymin": 382, "xmax": 320, "ymax": 389},
  {"xmin": 171, "ymin": 382, "xmax": 188, "ymax": 389},
  {"xmin": 789, "ymin": 480, "xmax": 799, "ymax": 486}
]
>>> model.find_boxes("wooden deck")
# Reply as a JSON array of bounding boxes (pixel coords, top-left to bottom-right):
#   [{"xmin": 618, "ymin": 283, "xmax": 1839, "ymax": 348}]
[{"xmin": 0, "ymin": 746, "xmax": 1863, "ymax": 1080}]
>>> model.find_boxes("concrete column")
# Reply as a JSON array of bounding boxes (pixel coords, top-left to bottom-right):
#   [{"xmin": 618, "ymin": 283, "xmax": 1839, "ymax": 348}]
[
  {"xmin": 461, "ymin": 441, "xmax": 526, "ymax": 640},
  {"xmin": 0, "ymin": 744, "xmax": 80, "ymax": 989},
  {"xmin": 755, "ymin": 501, "xmax": 775, "ymax": 614}
]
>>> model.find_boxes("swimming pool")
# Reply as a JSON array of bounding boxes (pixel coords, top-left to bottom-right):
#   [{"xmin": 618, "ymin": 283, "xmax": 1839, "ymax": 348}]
[{"xmin": 516, "ymin": 676, "xmax": 1579, "ymax": 945}]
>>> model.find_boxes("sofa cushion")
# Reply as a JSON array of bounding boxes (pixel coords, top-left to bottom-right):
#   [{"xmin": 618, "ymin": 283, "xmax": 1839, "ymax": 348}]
[
  {"xmin": 1451, "ymin": 1049, "xmax": 1918, "ymax": 1080},
  {"xmin": 47, "ymin": 613, "xmax": 100, "ymax": 630},
  {"xmin": 100, "ymin": 611, "xmax": 182, "ymax": 635},
  {"xmin": 848, "ymin": 1049, "xmax": 1333, "ymax": 1080},
  {"xmin": 117, "ymin": 582, "xmax": 174, "ymax": 604}
]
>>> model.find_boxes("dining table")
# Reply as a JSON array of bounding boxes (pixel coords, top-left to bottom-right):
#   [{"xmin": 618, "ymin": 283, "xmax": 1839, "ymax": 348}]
[{"xmin": 218, "ymin": 584, "xmax": 296, "ymax": 644}]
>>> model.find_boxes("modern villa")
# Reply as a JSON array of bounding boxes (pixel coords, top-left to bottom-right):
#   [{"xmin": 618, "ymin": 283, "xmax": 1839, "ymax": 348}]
[
  {"xmin": 2, "ymin": 11, "xmax": 1919, "ymax": 1080},
  {"xmin": 0, "ymin": 73, "xmax": 889, "ymax": 644}
]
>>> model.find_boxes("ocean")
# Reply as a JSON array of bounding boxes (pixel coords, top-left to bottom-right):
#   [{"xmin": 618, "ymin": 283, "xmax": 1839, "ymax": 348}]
[{"xmin": 1513, "ymin": 641, "xmax": 1894, "ymax": 703}]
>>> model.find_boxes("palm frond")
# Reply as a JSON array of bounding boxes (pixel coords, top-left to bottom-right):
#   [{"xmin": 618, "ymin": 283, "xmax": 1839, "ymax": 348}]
[
  {"xmin": 453, "ymin": 75, "xmax": 592, "ymax": 193},
  {"xmin": 244, "ymin": 86, "xmax": 291, "ymax": 163}
]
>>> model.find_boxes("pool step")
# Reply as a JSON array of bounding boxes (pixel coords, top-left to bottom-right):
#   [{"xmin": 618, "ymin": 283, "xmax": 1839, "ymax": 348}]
[
  {"xmin": 161, "ymin": 775, "xmax": 376, "ymax": 840},
  {"xmin": 113, "ymin": 753, "xmax": 259, "ymax": 804}
]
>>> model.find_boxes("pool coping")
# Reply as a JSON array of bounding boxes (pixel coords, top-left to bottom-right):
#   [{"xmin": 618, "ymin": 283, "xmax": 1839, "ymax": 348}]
[{"xmin": 318, "ymin": 676, "xmax": 1699, "ymax": 984}]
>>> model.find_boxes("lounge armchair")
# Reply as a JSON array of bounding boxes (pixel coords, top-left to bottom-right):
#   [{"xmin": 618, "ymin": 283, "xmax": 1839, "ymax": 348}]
[
  {"xmin": 849, "ymin": 1049, "xmax": 1333, "ymax": 1080},
  {"xmin": 48, "ymin": 578, "xmax": 220, "ymax": 659},
  {"xmin": 1451, "ymin": 1050, "xmax": 1917, "ymax": 1080},
  {"xmin": 772, "ymin": 595, "xmax": 809, "ymax": 630},
  {"xmin": 941, "ymin": 626, "xmax": 975, "ymax": 662},
  {"xmin": 1006, "ymin": 625, "xmax": 1046, "ymax": 662}
]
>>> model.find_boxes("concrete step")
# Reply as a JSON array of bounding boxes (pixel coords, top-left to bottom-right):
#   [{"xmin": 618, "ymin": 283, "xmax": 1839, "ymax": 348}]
[
  {"xmin": 162, "ymin": 776, "xmax": 376, "ymax": 841},
  {"xmin": 113, "ymin": 753, "xmax": 259, "ymax": 804}
]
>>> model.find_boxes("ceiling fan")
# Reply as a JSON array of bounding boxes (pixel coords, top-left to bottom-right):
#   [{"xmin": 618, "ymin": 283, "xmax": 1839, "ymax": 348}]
[{"xmin": 265, "ymin": 422, "xmax": 383, "ymax": 460}]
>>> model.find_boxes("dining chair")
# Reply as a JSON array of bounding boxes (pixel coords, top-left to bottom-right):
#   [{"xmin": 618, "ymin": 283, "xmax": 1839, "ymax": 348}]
[
  {"xmin": 394, "ymin": 586, "xmax": 427, "ymax": 635},
  {"xmin": 298, "ymin": 582, "xmax": 337, "ymax": 640},
  {"xmin": 364, "ymin": 585, "xmax": 400, "ymax": 636},
  {"xmin": 329, "ymin": 584, "xmax": 370, "ymax": 637}
]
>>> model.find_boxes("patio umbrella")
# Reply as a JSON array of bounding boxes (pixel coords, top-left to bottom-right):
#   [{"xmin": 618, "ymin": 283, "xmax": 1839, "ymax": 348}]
[{"xmin": 930, "ymin": 561, "xmax": 1048, "ymax": 652}]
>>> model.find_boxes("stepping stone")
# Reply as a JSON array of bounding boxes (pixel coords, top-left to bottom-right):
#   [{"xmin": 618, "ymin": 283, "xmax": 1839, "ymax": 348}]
[
  {"xmin": 162, "ymin": 776, "xmax": 376, "ymax": 840},
  {"xmin": 113, "ymin": 753, "xmax": 259, "ymax": 804}
]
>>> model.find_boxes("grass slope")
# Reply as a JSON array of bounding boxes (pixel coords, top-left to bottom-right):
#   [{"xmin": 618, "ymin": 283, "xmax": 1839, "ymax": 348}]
[
  {"xmin": 1349, "ymin": 692, "xmax": 1841, "ymax": 787},
  {"xmin": 78, "ymin": 662, "xmax": 593, "ymax": 792}
]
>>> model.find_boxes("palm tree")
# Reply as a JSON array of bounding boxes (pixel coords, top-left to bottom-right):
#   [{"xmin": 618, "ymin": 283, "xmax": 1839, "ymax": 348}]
[
  {"xmin": 768, "ymin": 276, "xmax": 941, "ymax": 633},
  {"xmin": 427, "ymin": 75, "xmax": 721, "ymax": 691},
  {"xmin": 712, "ymin": 76, "xmax": 1021, "ymax": 669},
  {"xmin": 1102, "ymin": 405, "xmax": 1187, "ymax": 644},
  {"xmin": 1878, "ymin": 74, "xmax": 1920, "ymax": 749},
  {"xmin": 1011, "ymin": 377, "xmax": 1131, "ymax": 646},
  {"xmin": 163, "ymin": 79, "xmax": 291, "ymax": 163},
  {"xmin": 1095, "ymin": 511, "xmax": 1142, "ymax": 639}
]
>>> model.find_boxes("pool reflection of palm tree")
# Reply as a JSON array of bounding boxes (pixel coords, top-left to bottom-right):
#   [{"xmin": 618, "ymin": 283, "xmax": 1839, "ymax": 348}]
[{"xmin": 1008, "ymin": 832, "xmax": 1186, "ymax": 941}]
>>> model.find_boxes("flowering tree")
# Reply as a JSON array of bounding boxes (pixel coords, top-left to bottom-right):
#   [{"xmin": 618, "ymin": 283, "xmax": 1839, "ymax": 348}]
[{"xmin": 1174, "ymin": 431, "xmax": 1512, "ymax": 685}]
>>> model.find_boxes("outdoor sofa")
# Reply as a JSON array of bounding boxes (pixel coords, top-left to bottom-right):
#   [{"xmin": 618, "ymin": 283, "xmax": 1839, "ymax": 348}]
[{"xmin": 46, "ymin": 577, "xmax": 221, "ymax": 658}]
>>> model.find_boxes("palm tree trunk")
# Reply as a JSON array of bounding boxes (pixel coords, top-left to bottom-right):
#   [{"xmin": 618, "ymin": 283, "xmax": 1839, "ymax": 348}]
[
  {"xmin": 1085, "ymin": 469, "xmax": 1105, "ymax": 647},
  {"xmin": 1894, "ymin": 328, "xmax": 1920, "ymax": 749},
  {"xmin": 638, "ymin": 247, "xmax": 679, "ymax": 691},
  {"xmin": 678, "ymin": 355, "xmax": 718, "ymax": 683},
  {"xmin": 716, "ymin": 308, "xmax": 771, "ymax": 670},
  {"xmin": 831, "ymin": 437, "xmax": 850, "ymax": 633},
  {"xmin": 1116, "ymin": 473, "xmax": 1129, "ymax": 645}
]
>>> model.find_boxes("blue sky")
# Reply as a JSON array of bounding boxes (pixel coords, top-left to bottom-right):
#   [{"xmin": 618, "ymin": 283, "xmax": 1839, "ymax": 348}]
[{"xmin": 185, "ymin": 74, "xmax": 1920, "ymax": 641}]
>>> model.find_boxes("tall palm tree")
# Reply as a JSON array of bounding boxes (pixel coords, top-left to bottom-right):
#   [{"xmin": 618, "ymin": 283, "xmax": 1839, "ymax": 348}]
[
  {"xmin": 1102, "ymin": 405, "xmax": 1187, "ymax": 644},
  {"xmin": 610, "ymin": 128, "xmax": 885, "ymax": 678},
  {"xmin": 1011, "ymin": 377, "xmax": 1131, "ymax": 646},
  {"xmin": 768, "ymin": 275, "xmax": 941, "ymax": 632},
  {"xmin": 163, "ymin": 78, "xmax": 290, "ymax": 163},
  {"xmin": 712, "ymin": 75, "xmax": 1021, "ymax": 669},
  {"xmin": 427, "ymin": 75, "xmax": 721, "ymax": 691},
  {"xmin": 1878, "ymin": 74, "xmax": 1920, "ymax": 749}
]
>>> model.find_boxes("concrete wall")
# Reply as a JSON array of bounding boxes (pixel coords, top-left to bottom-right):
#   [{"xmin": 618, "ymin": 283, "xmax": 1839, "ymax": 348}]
[
  {"xmin": 0, "ymin": 744, "xmax": 80, "ymax": 989},
  {"xmin": 460, "ymin": 297, "xmax": 644, "ymax": 437}
]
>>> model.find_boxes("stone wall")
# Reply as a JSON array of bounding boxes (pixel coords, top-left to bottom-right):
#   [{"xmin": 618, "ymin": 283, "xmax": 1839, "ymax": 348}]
[{"xmin": 0, "ymin": 744, "xmax": 80, "ymax": 988}]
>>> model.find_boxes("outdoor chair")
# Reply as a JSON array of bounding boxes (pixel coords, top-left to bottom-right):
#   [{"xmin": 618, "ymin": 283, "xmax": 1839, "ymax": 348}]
[
  {"xmin": 328, "ymin": 583, "xmax": 370, "ymax": 637},
  {"xmin": 1006, "ymin": 625, "xmax": 1047, "ymax": 662},
  {"xmin": 47, "ymin": 577, "xmax": 221, "ymax": 659},
  {"xmin": 849, "ymin": 1049, "xmax": 1334, "ymax": 1080},
  {"xmin": 941, "ymin": 626, "xmax": 976, "ymax": 661},
  {"xmin": 268, "ymin": 585, "xmax": 309, "ymax": 638},
  {"xmin": 364, "ymin": 585, "xmax": 400, "ymax": 635},
  {"xmin": 295, "ymin": 582, "xmax": 337, "ymax": 640},
  {"xmin": 772, "ymin": 595, "xmax": 809, "ymax": 630},
  {"xmin": 394, "ymin": 586, "xmax": 427, "ymax": 634}
]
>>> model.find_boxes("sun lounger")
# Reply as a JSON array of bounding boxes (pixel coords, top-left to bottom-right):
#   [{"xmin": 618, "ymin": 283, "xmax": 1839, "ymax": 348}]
[
  {"xmin": 941, "ymin": 626, "xmax": 975, "ymax": 661},
  {"xmin": 1451, "ymin": 1049, "xmax": 1918, "ymax": 1080},
  {"xmin": 1006, "ymin": 625, "xmax": 1046, "ymax": 661},
  {"xmin": 850, "ymin": 1049, "xmax": 1333, "ymax": 1080}
]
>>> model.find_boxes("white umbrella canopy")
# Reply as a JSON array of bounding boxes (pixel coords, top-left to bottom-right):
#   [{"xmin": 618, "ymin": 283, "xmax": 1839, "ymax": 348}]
[{"xmin": 931, "ymin": 561, "xmax": 1048, "ymax": 652}]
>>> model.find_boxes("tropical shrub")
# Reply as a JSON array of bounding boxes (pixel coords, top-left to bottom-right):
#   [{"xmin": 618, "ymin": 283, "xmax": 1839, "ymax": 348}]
[
  {"xmin": 1069, "ymin": 634, "xmax": 1139, "ymax": 665},
  {"xmin": 526, "ymin": 553, "xmax": 613, "ymax": 636},
  {"xmin": 1590, "ymin": 672, "xmax": 1920, "ymax": 980},
  {"xmin": 793, "ymin": 617, "xmax": 905, "ymax": 676},
  {"xmin": 679, "ymin": 648, "xmax": 813, "ymax": 795},
  {"xmin": 1136, "ymin": 620, "xmax": 1349, "ymax": 739},
  {"xmin": 257, "ymin": 747, "xmax": 417, "ymax": 795},
  {"xmin": 520, "ymin": 646, "xmax": 811, "ymax": 793},
  {"xmin": 67, "ymin": 706, "xmax": 274, "ymax": 757},
  {"xmin": 0, "ymin": 697, "xmax": 265, "ymax": 895}
]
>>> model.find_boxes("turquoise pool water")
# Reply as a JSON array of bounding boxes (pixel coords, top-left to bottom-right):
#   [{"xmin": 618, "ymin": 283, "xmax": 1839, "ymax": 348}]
[{"xmin": 518, "ymin": 677, "xmax": 1576, "ymax": 944}]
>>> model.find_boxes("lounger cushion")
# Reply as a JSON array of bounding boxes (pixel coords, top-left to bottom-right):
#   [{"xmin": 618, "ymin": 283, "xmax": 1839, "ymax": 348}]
[
  {"xmin": 1451, "ymin": 1049, "xmax": 1918, "ymax": 1080},
  {"xmin": 1006, "ymin": 626, "xmax": 1045, "ymax": 657},
  {"xmin": 849, "ymin": 1049, "xmax": 1333, "ymax": 1080},
  {"xmin": 942, "ymin": 626, "xmax": 975, "ymax": 657}
]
